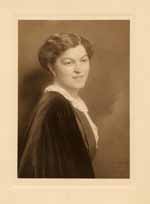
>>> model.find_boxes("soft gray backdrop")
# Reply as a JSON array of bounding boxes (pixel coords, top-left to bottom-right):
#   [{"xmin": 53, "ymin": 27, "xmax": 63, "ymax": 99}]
[{"xmin": 18, "ymin": 20, "xmax": 129, "ymax": 178}]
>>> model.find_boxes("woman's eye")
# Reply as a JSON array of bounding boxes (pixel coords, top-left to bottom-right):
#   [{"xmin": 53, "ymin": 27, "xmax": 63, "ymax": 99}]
[
  {"xmin": 63, "ymin": 61, "xmax": 73, "ymax": 65},
  {"xmin": 81, "ymin": 58, "xmax": 89, "ymax": 63}
]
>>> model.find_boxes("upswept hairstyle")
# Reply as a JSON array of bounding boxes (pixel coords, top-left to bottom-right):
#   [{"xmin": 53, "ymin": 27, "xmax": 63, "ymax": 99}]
[{"xmin": 38, "ymin": 33, "xmax": 94, "ymax": 72}]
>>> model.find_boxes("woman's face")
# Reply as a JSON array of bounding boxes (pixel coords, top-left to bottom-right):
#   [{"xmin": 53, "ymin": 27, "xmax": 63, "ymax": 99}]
[{"xmin": 52, "ymin": 44, "xmax": 90, "ymax": 93}]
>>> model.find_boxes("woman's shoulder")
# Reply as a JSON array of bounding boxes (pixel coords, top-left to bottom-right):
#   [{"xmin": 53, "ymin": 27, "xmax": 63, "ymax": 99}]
[
  {"xmin": 35, "ymin": 91, "xmax": 72, "ymax": 116},
  {"xmin": 39, "ymin": 91, "xmax": 70, "ymax": 106}
]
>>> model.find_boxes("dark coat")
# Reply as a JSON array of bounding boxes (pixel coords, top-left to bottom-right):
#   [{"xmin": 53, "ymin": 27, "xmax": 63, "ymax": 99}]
[{"xmin": 18, "ymin": 91, "xmax": 95, "ymax": 178}]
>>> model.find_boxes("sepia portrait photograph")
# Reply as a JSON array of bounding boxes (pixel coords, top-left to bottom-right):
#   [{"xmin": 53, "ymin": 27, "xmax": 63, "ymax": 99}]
[{"xmin": 18, "ymin": 20, "xmax": 129, "ymax": 179}]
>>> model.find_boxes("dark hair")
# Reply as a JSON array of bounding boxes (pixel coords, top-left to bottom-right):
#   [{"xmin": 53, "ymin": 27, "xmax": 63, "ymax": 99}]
[{"xmin": 38, "ymin": 33, "xmax": 94, "ymax": 72}]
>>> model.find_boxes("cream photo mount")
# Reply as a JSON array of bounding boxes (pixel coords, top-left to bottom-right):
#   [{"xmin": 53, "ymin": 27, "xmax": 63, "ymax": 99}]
[{"xmin": 11, "ymin": 10, "xmax": 133, "ymax": 188}]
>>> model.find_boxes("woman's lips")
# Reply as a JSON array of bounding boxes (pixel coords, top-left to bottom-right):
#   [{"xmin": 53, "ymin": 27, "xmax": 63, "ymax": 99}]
[{"xmin": 72, "ymin": 75, "xmax": 84, "ymax": 79}]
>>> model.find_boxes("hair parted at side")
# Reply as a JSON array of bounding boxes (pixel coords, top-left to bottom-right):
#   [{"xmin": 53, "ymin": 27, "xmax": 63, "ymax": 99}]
[{"xmin": 38, "ymin": 33, "xmax": 94, "ymax": 72}]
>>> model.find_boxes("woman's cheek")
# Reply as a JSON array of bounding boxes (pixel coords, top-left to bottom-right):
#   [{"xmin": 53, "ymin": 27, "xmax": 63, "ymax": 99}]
[
  {"xmin": 84, "ymin": 64, "xmax": 90, "ymax": 75},
  {"xmin": 56, "ymin": 66, "xmax": 69, "ymax": 78}
]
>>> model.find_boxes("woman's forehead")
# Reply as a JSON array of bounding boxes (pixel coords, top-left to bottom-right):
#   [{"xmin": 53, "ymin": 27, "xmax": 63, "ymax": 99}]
[{"xmin": 60, "ymin": 44, "xmax": 88, "ymax": 59}]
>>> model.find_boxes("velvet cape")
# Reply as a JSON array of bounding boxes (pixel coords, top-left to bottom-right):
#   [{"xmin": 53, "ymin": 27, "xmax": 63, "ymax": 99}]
[{"xmin": 18, "ymin": 91, "xmax": 95, "ymax": 178}]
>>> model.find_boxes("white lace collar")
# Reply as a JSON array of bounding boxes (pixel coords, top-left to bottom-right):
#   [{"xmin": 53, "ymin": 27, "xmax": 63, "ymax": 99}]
[{"xmin": 44, "ymin": 84, "xmax": 88, "ymax": 113}]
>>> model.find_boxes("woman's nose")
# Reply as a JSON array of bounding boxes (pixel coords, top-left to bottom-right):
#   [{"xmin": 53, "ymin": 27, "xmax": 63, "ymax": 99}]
[{"xmin": 74, "ymin": 62, "xmax": 81, "ymax": 73}]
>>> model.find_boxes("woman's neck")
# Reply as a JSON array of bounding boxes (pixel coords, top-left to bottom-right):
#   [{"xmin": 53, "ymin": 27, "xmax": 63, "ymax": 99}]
[{"xmin": 53, "ymin": 81, "xmax": 79, "ymax": 99}]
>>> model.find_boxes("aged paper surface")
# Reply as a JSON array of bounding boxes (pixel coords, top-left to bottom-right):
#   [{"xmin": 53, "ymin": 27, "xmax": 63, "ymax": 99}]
[{"xmin": 0, "ymin": 0, "xmax": 150, "ymax": 203}]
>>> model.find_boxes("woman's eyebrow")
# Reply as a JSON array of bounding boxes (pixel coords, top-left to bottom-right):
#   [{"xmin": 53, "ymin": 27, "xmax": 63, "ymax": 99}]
[
  {"xmin": 61, "ymin": 57, "xmax": 74, "ymax": 61},
  {"xmin": 80, "ymin": 54, "xmax": 88, "ymax": 59},
  {"xmin": 61, "ymin": 54, "xmax": 88, "ymax": 61}
]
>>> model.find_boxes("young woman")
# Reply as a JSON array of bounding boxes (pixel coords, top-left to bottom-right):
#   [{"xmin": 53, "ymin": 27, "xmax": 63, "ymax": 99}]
[{"xmin": 18, "ymin": 33, "xmax": 99, "ymax": 178}]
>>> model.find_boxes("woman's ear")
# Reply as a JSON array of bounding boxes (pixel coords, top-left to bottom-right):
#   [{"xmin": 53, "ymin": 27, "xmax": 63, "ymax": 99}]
[{"xmin": 48, "ymin": 64, "xmax": 56, "ymax": 77}]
